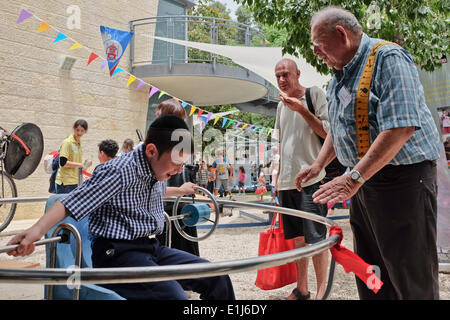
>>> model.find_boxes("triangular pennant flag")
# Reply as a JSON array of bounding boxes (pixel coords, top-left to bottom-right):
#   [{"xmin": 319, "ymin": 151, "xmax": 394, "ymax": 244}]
[
  {"xmin": 136, "ymin": 80, "xmax": 146, "ymax": 90},
  {"xmin": 214, "ymin": 116, "xmax": 220, "ymax": 125},
  {"xmin": 100, "ymin": 60, "xmax": 108, "ymax": 70},
  {"xmin": 206, "ymin": 112, "xmax": 213, "ymax": 122},
  {"xmin": 268, "ymin": 128, "xmax": 273, "ymax": 135},
  {"xmin": 69, "ymin": 42, "xmax": 83, "ymax": 50},
  {"xmin": 149, "ymin": 87, "xmax": 158, "ymax": 99},
  {"xmin": 36, "ymin": 21, "xmax": 51, "ymax": 33},
  {"xmin": 158, "ymin": 91, "xmax": 167, "ymax": 99},
  {"xmin": 222, "ymin": 118, "xmax": 228, "ymax": 128},
  {"xmin": 241, "ymin": 123, "xmax": 249, "ymax": 130},
  {"xmin": 111, "ymin": 67, "xmax": 124, "ymax": 76},
  {"xmin": 181, "ymin": 101, "xmax": 188, "ymax": 108},
  {"xmin": 253, "ymin": 126, "xmax": 260, "ymax": 131},
  {"xmin": 126, "ymin": 75, "xmax": 136, "ymax": 87},
  {"xmin": 234, "ymin": 121, "xmax": 242, "ymax": 129},
  {"xmin": 245, "ymin": 124, "xmax": 255, "ymax": 131},
  {"xmin": 53, "ymin": 32, "xmax": 67, "ymax": 43},
  {"xmin": 87, "ymin": 52, "xmax": 99, "ymax": 66},
  {"xmin": 197, "ymin": 109, "xmax": 204, "ymax": 119},
  {"xmin": 100, "ymin": 26, "xmax": 133, "ymax": 77},
  {"xmin": 226, "ymin": 120, "xmax": 235, "ymax": 128},
  {"xmin": 16, "ymin": 9, "xmax": 33, "ymax": 24},
  {"xmin": 189, "ymin": 106, "xmax": 197, "ymax": 117}
]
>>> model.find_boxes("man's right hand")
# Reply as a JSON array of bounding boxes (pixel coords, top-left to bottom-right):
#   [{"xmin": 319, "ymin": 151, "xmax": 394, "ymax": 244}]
[
  {"xmin": 295, "ymin": 165, "xmax": 322, "ymax": 191},
  {"xmin": 6, "ymin": 226, "xmax": 44, "ymax": 257}
]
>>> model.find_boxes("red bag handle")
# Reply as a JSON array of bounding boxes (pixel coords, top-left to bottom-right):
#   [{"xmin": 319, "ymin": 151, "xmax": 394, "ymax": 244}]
[{"xmin": 270, "ymin": 212, "xmax": 284, "ymax": 231}]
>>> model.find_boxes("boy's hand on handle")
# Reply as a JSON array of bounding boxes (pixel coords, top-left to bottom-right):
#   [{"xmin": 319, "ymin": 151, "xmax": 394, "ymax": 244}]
[
  {"xmin": 179, "ymin": 182, "xmax": 197, "ymax": 195},
  {"xmin": 6, "ymin": 226, "xmax": 44, "ymax": 257}
]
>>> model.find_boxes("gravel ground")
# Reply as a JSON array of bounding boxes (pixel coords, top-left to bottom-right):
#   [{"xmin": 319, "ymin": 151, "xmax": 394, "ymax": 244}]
[{"xmin": 0, "ymin": 201, "xmax": 449, "ymax": 300}]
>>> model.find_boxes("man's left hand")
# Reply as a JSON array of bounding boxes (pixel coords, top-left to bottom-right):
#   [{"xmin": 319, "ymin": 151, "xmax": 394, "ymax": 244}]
[{"xmin": 312, "ymin": 174, "xmax": 362, "ymax": 205}]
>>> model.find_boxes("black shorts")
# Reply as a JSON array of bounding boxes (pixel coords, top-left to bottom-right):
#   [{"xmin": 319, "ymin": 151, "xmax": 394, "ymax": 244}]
[{"xmin": 278, "ymin": 182, "xmax": 328, "ymax": 244}]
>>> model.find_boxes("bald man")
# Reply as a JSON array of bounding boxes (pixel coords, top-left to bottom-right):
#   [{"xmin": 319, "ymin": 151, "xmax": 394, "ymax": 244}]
[{"xmin": 273, "ymin": 58, "xmax": 330, "ymax": 300}]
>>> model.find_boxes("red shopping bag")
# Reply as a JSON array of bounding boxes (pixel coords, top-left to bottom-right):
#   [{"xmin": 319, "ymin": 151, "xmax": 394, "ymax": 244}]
[{"xmin": 255, "ymin": 212, "xmax": 297, "ymax": 290}]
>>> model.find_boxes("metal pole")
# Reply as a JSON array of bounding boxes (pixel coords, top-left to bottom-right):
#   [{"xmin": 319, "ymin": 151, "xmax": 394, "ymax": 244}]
[{"xmin": 47, "ymin": 223, "xmax": 82, "ymax": 300}]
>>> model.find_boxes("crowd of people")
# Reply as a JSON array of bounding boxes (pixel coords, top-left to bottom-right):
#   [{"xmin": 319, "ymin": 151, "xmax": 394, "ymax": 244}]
[{"xmin": 7, "ymin": 5, "xmax": 443, "ymax": 301}]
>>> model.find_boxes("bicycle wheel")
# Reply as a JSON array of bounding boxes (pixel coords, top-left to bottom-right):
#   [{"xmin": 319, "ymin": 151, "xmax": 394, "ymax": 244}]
[{"xmin": 0, "ymin": 170, "xmax": 17, "ymax": 232}]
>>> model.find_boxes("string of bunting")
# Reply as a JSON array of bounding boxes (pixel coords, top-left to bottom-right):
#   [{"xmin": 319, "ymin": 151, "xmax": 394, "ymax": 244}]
[{"xmin": 16, "ymin": 8, "xmax": 273, "ymax": 136}]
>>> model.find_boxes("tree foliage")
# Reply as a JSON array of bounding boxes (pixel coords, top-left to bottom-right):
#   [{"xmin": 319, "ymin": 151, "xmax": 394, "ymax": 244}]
[{"xmin": 235, "ymin": 0, "xmax": 449, "ymax": 73}]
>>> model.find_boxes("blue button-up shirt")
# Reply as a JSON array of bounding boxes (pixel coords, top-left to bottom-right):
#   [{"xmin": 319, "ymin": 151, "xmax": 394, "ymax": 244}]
[
  {"xmin": 327, "ymin": 33, "xmax": 440, "ymax": 167},
  {"xmin": 62, "ymin": 144, "xmax": 167, "ymax": 240}
]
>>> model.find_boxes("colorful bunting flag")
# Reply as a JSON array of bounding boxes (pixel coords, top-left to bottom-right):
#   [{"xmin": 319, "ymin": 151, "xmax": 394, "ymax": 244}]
[
  {"xmin": 158, "ymin": 91, "xmax": 168, "ymax": 99},
  {"xmin": 197, "ymin": 109, "xmax": 204, "ymax": 118},
  {"xmin": 69, "ymin": 42, "xmax": 83, "ymax": 50},
  {"xmin": 87, "ymin": 52, "xmax": 99, "ymax": 66},
  {"xmin": 181, "ymin": 101, "xmax": 188, "ymax": 108},
  {"xmin": 53, "ymin": 32, "xmax": 67, "ymax": 43},
  {"xmin": 226, "ymin": 120, "xmax": 235, "ymax": 128},
  {"xmin": 241, "ymin": 124, "xmax": 249, "ymax": 130},
  {"xmin": 100, "ymin": 60, "xmax": 108, "ymax": 70},
  {"xmin": 189, "ymin": 106, "xmax": 197, "ymax": 117},
  {"xmin": 136, "ymin": 80, "xmax": 146, "ymax": 90},
  {"xmin": 234, "ymin": 121, "xmax": 242, "ymax": 129},
  {"xmin": 36, "ymin": 21, "xmax": 51, "ymax": 33},
  {"xmin": 16, "ymin": 9, "xmax": 33, "ymax": 24},
  {"xmin": 126, "ymin": 75, "xmax": 136, "ymax": 87},
  {"xmin": 206, "ymin": 112, "xmax": 212, "ymax": 123},
  {"xmin": 214, "ymin": 116, "xmax": 220, "ymax": 125},
  {"xmin": 222, "ymin": 118, "xmax": 228, "ymax": 128},
  {"xmin": 100, "ymin": 25, "xmax": 133, "ymax": 76},
  {"xmin": 111, "ymin": 67, "xmax": 124, "ymax": 76},
  {"xmin": 148, "ymin": 87, "xmax": 158, "ymax": 99}
]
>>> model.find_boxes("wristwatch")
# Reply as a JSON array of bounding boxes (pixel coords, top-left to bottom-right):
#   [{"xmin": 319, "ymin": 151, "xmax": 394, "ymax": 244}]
[{"xmin": 349, "ymin": 169, "xmax": 366, "ymax": 184}]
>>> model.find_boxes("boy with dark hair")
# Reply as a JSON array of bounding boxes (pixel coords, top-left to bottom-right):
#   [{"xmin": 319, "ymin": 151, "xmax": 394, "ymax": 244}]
[
  {"xmin": 7, "ymin": 115, "xmax": 235, "ymax": 300},
  {"xmin": 98, "ymin": 139, "xmax": 119, "ymax": 163}
]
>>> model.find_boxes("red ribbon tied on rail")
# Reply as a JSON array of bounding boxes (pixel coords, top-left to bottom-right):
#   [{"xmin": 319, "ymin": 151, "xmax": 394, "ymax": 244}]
[{"xmin": 329, "ymin": 226, "xmax": 383, "ymax": 294}]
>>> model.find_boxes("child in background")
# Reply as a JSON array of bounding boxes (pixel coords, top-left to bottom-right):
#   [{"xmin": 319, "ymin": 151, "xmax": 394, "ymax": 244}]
[
  {"xmin": 196, "ymin": 160, "xmax": 209, "ymax": 190},
  {"xmin": 207, "ymin": 165, "xmax": 216, "ymax": 194},
  {"xmin": 238, "ymin": 166, "xmax": 246, "ymax": 194},
  {"xmin": 255, "ymin": 165, "xmax": 267, "ymax": 202}
]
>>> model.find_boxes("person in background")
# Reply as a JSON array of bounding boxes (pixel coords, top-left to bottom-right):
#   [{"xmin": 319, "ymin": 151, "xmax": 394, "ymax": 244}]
[
  {"xmin": 238, "ymin": 166, "xmax": 246, "ymax": 194},
  {"xmin": 207, "ymin": 165, "xmax": 216, "ymax": 194},
  {"xmin": 98, "ymin": 139, "xmax": 119, "ymax": 164},
  {"xmin": 196, "ymin": 160, "xmax": 209, "ymax": 190},
  {"xmin": 120, "ymin": 138, "xmax": 134, "ymax": 156},
  {"xmin": 154, "ymin": 98, "xmax": 200, "ymax": 258},
  {"xmin": 55, "ymin": 119, "xmax": 88, "ymax": 194},
  {"xmin": 255, "ymin": 165, "xmax": 267, "ymax": 202}
]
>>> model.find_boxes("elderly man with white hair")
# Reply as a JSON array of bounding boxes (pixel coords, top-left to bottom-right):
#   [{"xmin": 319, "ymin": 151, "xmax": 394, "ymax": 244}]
[{"xmin": 296, "ymin": 6, "xmax": 441, "ymax": 299}]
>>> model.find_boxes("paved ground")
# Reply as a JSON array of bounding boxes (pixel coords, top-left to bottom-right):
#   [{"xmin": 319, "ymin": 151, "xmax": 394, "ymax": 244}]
[{"xmin": 0, "ymin": 194, "xmax": 448, "ymax": 300}]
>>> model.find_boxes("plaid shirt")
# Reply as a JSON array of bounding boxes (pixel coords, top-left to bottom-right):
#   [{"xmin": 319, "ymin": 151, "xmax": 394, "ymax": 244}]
[
  {"xmin": 62, "ymin": 144, "xmax": 167, "ymax": 240},
  {"xmin": 327, "ymin": 33, "xmax": 440, "ymax": 167}
]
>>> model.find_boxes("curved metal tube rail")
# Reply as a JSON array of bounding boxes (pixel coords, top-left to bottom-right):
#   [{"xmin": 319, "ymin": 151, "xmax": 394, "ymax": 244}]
[{"xmin": 0, "ymin": 198, "xmax": 340, "ymax": 295}]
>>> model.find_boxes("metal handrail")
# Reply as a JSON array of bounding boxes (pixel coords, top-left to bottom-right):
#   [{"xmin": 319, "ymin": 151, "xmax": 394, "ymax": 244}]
[
  {"xmin": 129, "ymin": 15, "xmax": 280, "ymax": 103},
  {"xmin": 0, "ymin": 200, "xmax": 339, "ymax": 287}
]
